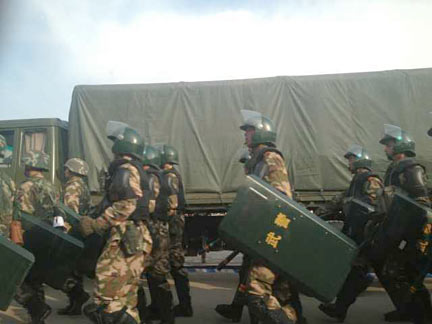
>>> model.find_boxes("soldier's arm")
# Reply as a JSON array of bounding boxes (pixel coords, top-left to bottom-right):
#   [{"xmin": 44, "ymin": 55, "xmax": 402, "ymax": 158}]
[
  {"xmin": 99, "ymin": 163, "xmax": 142, "ymax": 228},
  {"xmin": 363, "ymin": 176, "xmax": 384, "ymax": 205},
  {"xmin": 63, "ymin": 182, "xmax": 82, "ymax": 213},
  {"xmin": 167, "ymin": 172, "xmax": 179, "ymax": 217},
  {"xmin": 401, "ymin": 165, "xmax": 430, "ymax": 206},
  {"xmin": 13, "ymin": 181, "xmax": 36, "ymax": 219},
  {"xmin": 149, "ymin": 175, "xmax": 160, "ymax": 214},
  {"xmin": 262, "ymin": 151, "xmax": 293, "ymax": 198}
]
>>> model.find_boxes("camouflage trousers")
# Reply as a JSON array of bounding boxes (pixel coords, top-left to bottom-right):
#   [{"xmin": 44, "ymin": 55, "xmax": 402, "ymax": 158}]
[
  {"xmin": 138, "ymin": 219, "xmax": 173, "ymax": 321},
  {"xmin": 169, "ymin": 213, "xmax": 191, "ymax": 306},
  {"xmin": 246, "ymin": 261, "xmax": 299, "ymax": 323},
  {"xmin": 93, "ymin": 223, "xmax": 152, "ymax": 322},
  {"xmin": 146, "ymin": 219, "xmax": 171, "ymax": 278}
]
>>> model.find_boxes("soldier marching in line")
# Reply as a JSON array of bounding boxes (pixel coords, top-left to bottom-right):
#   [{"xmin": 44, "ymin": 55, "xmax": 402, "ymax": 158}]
[
  {"xmin": 215, "ymin": 149, "xmax": 253, "ymax": 323},
  {"xmin": 159, "ymin": 145, "xmax": 193, "ymax": 318},
  {"xmin": 319, "ymin": 145, "xmax": 383, "ymax": 321},
  {"xmin": 57, "ymin": 158, "xmax": 92, "ymax": 316},
  {"xmin": 0, "ymin": 134, "xmax": 16, "ymax": 237},
  {"xmin": 372, "ymin": 125, "xmax": 432, "ymax": 324},
  {"xmin": 80, "ymin": 122, "xmax": 152, "ymax": 324},
  {"xmin": 11, "ymin": 151, "xmax": 61, "ymax": 324},
  {"xmin": 239, "ymin": 110, "xmax": 305, "ymax": 324},
  {"xmin": 138, "ymin": 145, "xmax": 175, "ymax": 324}
]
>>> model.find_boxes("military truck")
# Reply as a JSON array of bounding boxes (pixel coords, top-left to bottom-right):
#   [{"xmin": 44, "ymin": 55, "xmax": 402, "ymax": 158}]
[{"xmin": 2, "ymin": 67, "xmax": 432, "ymax": 254}]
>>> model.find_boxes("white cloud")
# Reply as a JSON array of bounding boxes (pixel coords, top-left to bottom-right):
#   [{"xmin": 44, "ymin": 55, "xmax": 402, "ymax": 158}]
[
  {"xmin": 35, "ymin": 0, "xmax": 432, "ymax": 85},
  {"xmin": 2, "ymin": 0, "xmax": 432, "ymax": 119}
]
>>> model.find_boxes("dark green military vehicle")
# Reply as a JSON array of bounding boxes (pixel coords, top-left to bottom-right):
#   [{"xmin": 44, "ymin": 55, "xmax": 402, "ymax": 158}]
[{"xmin": 2, "ymin": 68, "xmax": 432, "ymax": 255}]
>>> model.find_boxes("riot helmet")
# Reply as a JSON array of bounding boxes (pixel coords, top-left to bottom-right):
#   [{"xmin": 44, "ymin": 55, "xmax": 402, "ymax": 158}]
[
  {"xmin": 156, "ymin": 144, "xmax": 179, "ymax": 166},
  {"xmin": 65, "ymin": 158, "xmax": 89, "ymax": 176},
  {"xmin": 379, "ymin": 124, "xmax": 415, "ymax": 158},
  {"xmin": 344, "ymin": 144, "xmax": 372, "ymax": 171},
  {"xmin": 106, "ymin": 121, "xmax": 145, "ymax": 160},
  {"xmin": 240, "ymin": 110, "xmax": 276, "ymax": 147},
  {"xmin": 22, "ymin": 151, "xmax": 50, "ymax": 171},
  {"xmin": 142, "ymin": 145, "xmax": 161, "ymax": 167},
  {"xmin": 0, "ymin": 134, "xmax": 6, "ymax": 158}
]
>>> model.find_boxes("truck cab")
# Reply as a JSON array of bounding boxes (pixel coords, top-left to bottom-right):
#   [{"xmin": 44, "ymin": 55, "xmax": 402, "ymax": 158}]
[{"xmin": 0, "ymin": 118, "xmax": 68, "ymax": 190}]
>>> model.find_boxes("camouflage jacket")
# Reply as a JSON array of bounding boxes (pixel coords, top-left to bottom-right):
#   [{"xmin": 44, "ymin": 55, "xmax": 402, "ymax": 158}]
[
  {"xmin": 13, "ymin": 173, "xmax": 60, "ymax": 222},
  {"xmin": 248, "ymin": 145, "xmax": 292, "ymax": 198},
  {"xmin": 0, "ymin": 171, "xmax": 16, "ymax": 235},
  {"xmin": 94, "ymin": 157, "xmax": 144, "ymax": 241},
  {"xmin": 63, "ymin": 175, "xmax": 91, "ymax": 215}
]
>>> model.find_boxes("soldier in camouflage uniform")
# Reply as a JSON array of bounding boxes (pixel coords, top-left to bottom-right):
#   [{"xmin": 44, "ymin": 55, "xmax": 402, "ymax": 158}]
[
  {"xmin": 215, "ymin": 148, "xmax": 252, "ymax": 323},
  {"xmin": 157, "ymin": 144, "xmax": 193, "ymax": 318},
  {"xmin": 240, "ymin": 110, "xmax": 303, "ymax": 324},
  {"xmin": 138, "ymin": 145, "xmax": 175, "ymax": 324},
  {"xmin": 376, "ymin": 125, "xmax": 432, "ymax": 324},
  {"xmin": 81, "ymin": 122, "xmax": 152, "ymax": 324},
  {"xmin": 0, "ymin": 134, "xmax": 15, "ymax": 237},
  {"xmin": 12, "ymin": 151, "xmax": 60, "ymax": 324},
  {"xmin": 319, "ymin": 145, "xmax": 383, "ymax": 322},
  {"xmin": 57, "ymin": 158, "xmax": 92, "ymax": 316}
]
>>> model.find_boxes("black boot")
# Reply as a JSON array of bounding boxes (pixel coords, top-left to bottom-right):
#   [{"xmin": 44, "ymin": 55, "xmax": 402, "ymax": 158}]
[
  {"xmin": 158, "ymin": 289, "xmax": 175, "ymax": 324},
  {"xmin": 68, "ymin": 286, "xmax": 90, "ymax": 315},
  {"xmin": 215, "ymin": 304, "xmax": 243, "ymax": 322},
  {"xmin": 173, "ymin": 303, "xmax": 193, "ymax": 317},
  {"xmin": 83, "ymin": 302, "xmax": 103, "ymax": 324},
  {"xmin": 384, "ymin": 310, "xmax": 412, "ymax": 322},
  {"xmin": 26, "ymin": 296, "xmax": 52, "ymax": 324},
  {"xmin": 58, "ymin": 285, "xmax": 90, "ymax": 315},
  {"xmin": 172, "ymin": 268, "xmax": 191, "ymax": 311},
  {"xmin": 101, "ymin": 309, "xmax": 138, "ymax": 324},
  {"xmin": 318, "ymin": 303, "xmax": 346, "ymax": 322}
]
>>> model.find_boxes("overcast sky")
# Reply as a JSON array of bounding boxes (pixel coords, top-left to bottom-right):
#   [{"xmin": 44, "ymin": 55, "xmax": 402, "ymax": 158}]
[{"xmin": 1, "ymin": 0, "xmax": 432, "ymax": 121}]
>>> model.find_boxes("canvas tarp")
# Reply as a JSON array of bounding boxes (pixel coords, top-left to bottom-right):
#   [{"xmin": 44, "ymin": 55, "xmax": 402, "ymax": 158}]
[{"xmin": 68, "ymin": 68, "xmax": 432, "ymax": 199}]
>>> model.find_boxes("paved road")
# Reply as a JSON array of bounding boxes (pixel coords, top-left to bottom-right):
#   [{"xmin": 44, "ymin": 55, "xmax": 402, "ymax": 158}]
[{"xmin": 2, "ymin": 270, "xmax": 423, "ymax": 324}]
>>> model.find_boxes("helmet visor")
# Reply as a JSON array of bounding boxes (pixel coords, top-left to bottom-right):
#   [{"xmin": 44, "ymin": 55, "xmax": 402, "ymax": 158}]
[
  {"xmin": 240, "ymin": 110, "xmax": 263, "ymax": 130},
  {"xmin": 106, "ymin": 121, "xmax": 130, "ymax": 141},
  {"xmin": 344, "ymin": 144, "xmax": 363, "ymax": 159}
]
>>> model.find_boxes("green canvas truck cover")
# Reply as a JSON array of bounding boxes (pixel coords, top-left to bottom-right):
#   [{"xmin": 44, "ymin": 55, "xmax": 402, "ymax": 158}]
[{"xmin": 68, "ymin": 68, "xmax": 432, "ymax": 199}]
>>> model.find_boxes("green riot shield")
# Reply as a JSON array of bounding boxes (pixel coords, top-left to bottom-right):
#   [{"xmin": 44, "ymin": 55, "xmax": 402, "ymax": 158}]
[
  {"xmin": 368, "ymin": 191, "xmax": 432, "ymax": 263},
  {"xmin": 57, "ymin": 202, "xmax": 106, "ymax": 278},
  {"xmin": 219, "ymin": 175, "xmax": 358, "ymax": 303},
  {"xmin": 57, "ymin": 202, "xmax": 81, "ymax": 227},
  {"xmin": 342, "ymin": 198, "xmax": 375, "ymax": 244},
  {"xmin": 21, "ymin": 213, "xmax": 84, "ymax": 290},
  {"xmin": 0, "ymin": 235, "xmax": 35, "ymax": 311}
]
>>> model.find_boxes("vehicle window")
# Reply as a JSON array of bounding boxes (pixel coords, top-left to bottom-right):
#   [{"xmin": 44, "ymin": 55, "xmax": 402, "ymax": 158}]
[
  {"xmin": 0, "ymin": 130, "xmax": 15, "ymax": 167},
  {"xmin": 22, "ymin": 129, "xmax": 48, "ymax": 155}
]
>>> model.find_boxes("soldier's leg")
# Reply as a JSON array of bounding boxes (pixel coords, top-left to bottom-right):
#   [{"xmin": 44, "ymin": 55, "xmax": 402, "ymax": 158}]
[
  {"xmin": 15, "ymin": 280, "xmax": 51, "ymax": 324},
  {"xmin": 375, "ymin": 250, "xmax": 427, "ymax": 323},
  {"xmin": 91, "ymin": 239, "xmax": 145, "ymax": 323},
  {"xmin": 319, "ymin": 264, "xmax": 371, "ymax": 321},
  {"xmin": 215, "ymin": 254, "xmax": 251, "ymax": 322},
  {"xmin": 273, "ymin": 276, "xmax": 302, "ymax": 323},
  {"xmin": 246, "ymin": 263, "xmax": 297, "ymax": 324},
  {"xmin": 170, "ymin": 244, "xmax": 192, "ymax": 316},
  {"xmin": 59, "ymin": 272, "xmax": 90, "ymax": 315},
  {"xmin": 137, "ymin": 280, "xmax": 154, "ymax": 324}
]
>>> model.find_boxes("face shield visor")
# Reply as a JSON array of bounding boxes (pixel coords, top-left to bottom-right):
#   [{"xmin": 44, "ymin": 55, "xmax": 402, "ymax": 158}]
[{"xmin": 106, "ymin": 121, "xmax": 130, "ymax": 141}]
